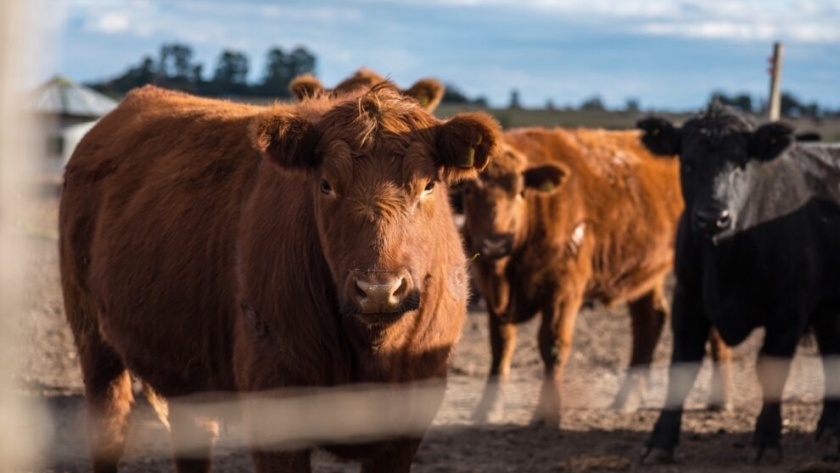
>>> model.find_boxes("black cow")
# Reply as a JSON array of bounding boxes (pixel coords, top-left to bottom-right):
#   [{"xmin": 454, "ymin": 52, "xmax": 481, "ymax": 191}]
[{"xmin": 637, "ymin": 103, "xmax": 840, "ymax": 465}]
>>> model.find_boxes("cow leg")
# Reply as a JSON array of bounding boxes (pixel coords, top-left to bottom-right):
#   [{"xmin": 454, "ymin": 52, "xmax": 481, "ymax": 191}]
[
  {"xmin": 641, "ymin": 284, "xmax": 709, "ymax": 464},
  {"xmin": 612, "ymin": 284, "xmax": 668, "ymax": 411},
  {"xmin": 472, "ymin": 310, "xmax": 517, "ymax": 423},
  {"xmin": 533, "ymin": 291, "xmax": 584, "ymax": 429},
  {"xmin": 707, "ymin": 329, "xmax": 734, "ymax": 411},
  {"xmin": 751, "ymin": 327, "xmax": 797, "ymax": 465},
  {"xmin": 360, "ymin": 438, "xmax": 422, "ymax": 473},
  {"xmin": 250, "ymin": 450, "xmax": 312, "ymax": 473},
  {"xmin": 77, "ymin": 336, "xmax": 134, "ymax": 473},
  {"xmin": 168, "ymin": 402, "xmax": 219, "ymax": 473},
  {"xmin": 814, "ymin": 315, "xmax": 840, "ymax": 460}
]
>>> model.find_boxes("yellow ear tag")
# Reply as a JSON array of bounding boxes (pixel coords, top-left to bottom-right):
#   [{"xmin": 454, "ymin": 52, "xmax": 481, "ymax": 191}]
[
  {"xmin": 475, "ymin": 135, "xmax": 482, "ymax": 146},
  {"xmin": 469, "ymin": 252, "xmax": 481, "ymax": 262},
  {"xmin": 539, "ymin": 182, "xmax": 555, "ymax": 192}
]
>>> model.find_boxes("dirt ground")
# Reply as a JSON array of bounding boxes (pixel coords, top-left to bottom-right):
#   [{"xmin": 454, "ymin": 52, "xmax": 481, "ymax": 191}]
[{"xmin": 8, "ymin": 192, "xmax": 839, "ymax": 473}]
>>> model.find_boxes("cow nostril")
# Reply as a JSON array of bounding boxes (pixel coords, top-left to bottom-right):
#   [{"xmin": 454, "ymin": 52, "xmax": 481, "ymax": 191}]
[
  {"xmin": 354, "ymin": 280, "xmax": 368, "ymax": 299},
  {"xmin": 393, "ymin": 277, "xmax": 407, "ymax": 298},
  {"xmin": 717, "ymin": 210, "xmax": 731, "ymax": 228},
  {"xmin": 348, "ymin": 269, "xmax": 414, "ymax": 314}
]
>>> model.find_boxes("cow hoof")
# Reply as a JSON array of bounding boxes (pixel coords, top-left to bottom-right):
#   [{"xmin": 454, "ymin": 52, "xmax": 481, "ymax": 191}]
[
  {"xmin": 470, "ymin": 407, "xmax": 496, "ymax": 425},
  {"xmin": 639, "ymin": 447, "xmax": 673, "ymax": 465},
  {"xmin": 611, "ymin": 372, "xmax": 647, "ymax": 413},
  {"xmin": 750, "ymin": 446, "xmax": 782, "ymax": 465},
  {"xmin": 816, "ymin": 431, "xmax": 839, "ymax": 461},
  {"xmin": 816, "ymin": 425, "xmax": 836, "ymax": 443},
  {"xmin": 529, "ymin": 416, "xmax": 561, "ymax": 430},
  {"xmin": 609, "ymin": 398, "xmax": 639, "ymax": 413},
  {"xmin": 707, "ymin": 401, "xmax": 734, "ymax": 413}
]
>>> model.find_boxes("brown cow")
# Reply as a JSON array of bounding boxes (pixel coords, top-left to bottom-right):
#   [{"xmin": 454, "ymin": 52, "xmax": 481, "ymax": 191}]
[
  {"xmin": 59, "ymin": 82, "xmax": 501, "ymax": 472},
  {"xmin": 290, "ymin": 68, "xmax": 446, "ymax": 112},
  {"xmin": 460, "ymin": 127, "xmax": 733, "ymax": 427}
]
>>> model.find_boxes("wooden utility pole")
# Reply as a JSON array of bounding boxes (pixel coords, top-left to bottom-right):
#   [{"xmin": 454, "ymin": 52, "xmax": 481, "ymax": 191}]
[{"xmin": 768, "ymin": 42, "xmax": 784, "ymax": 121}]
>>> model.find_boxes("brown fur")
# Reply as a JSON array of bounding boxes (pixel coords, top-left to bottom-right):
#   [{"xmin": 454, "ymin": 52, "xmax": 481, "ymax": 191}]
[
  {"xmin": 290, "ymin": 68, "xmax": 445, "ymax": 112},
  {"xmin": 461, "ymin": 127, "xmax": 733, "ymax": 425},
  {"xmin": 59, "ymin": 83, "xmax": 501, "ymax": 472}
]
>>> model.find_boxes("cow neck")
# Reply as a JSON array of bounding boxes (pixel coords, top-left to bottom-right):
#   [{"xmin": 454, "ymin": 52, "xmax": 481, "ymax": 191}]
[
  {"xmin": 341, "ymin": 312, "xmax": 419, "ymax": 383},
  {"xmin": 473, "ymin": 256, "xmax": 510, "ymax": 316},
  {"xmin": 520, "ymin": 190, "xmax": 584, "ymax": 261},
  {"xmin": 730, "ymin": 153, "xmax": 812, "ymax": 235}
]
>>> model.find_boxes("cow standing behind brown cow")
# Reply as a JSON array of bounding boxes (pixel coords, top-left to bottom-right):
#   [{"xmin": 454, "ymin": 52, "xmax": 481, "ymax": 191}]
[
  {"xmin": 59, "ymin": 79, "xmax": 502, "ymax": 472},
  {"xmin": 460, "ymin": 127, "xmax": 734, "ymax": 427}
]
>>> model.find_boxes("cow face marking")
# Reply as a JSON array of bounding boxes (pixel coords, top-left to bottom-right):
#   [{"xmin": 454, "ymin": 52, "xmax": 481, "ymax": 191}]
[
  {"xmin": 253, "ymin": 85, "xmax": 501, "ymax": 323},
  {"xmin": 638, "ymin": 104, "xmax": 794, "ymax": 242}
]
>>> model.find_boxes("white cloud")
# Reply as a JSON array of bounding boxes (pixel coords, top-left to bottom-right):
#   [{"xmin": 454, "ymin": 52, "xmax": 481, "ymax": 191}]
[
  {"xmin": 639, "ymin": 20, "xmax": 840, "ymax": 43},
  {"xmin": 360, "ymin": 0, "xmax": 840, "ymax": 43},
  {"xmin": 88, "ymin": 11, "xmax": 130, "ymax": 33}
]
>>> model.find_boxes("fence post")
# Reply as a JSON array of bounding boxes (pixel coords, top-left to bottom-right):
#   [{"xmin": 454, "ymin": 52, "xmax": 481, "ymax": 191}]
[{"xmin": 767, "ymin": 42, "xmax": 783, "ymax": 121}]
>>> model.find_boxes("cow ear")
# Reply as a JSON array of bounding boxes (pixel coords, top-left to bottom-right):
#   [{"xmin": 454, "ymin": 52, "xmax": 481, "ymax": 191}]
[
  {"xmin": 289, "ymin": 74, "xmax": 324, "ymax": 101},
  {"xmin": 637, "ymin": 116, "xmax": 681, "ymax": 157},
  {"xmin": 251, "ymin": 111, "xmax": 321, "ymax": 172},
  {"xmin": 404, "ymin": 78, "xmax": 445, "ymax": 111},
  {"xmin": 523, "ymin": 163, "xmax": 569, "ymax": 194},
  {"xmin": 436, "ymin": 112, "xmax": 502, "ymax": 182},
  {"xmin": 749, "ymin": 122, "xmax": 794, "ymax": 161}
]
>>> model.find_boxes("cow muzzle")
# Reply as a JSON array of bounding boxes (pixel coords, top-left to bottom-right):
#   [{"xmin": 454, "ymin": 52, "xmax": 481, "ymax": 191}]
[
  {"xmin": 343, "ymin": 268, "xmax": 420, "ymax": 320},
  {"xmin": 478, "ymin": 234, "xmax": 513, "ymax": 259},
  {"xmin": 693, "ymin": 205, "xmax": 732, "ymax": 237}
]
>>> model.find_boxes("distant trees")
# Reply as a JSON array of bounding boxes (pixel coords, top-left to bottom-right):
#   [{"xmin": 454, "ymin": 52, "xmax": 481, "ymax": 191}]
[
  {"xmin": 208, "ymin": 50, "xmax": 249, "ymax": 95},
  {"xmin": 625, "ymin": 98, "xmax": 640, "ymax": 113},
  {"xmin": 440, "ymin": 83, "xmax": 486, "ymax": 106},
  {"xmin": 88, "ymin": 42, "xmax": 317, "ymax": 98},
  {"xmin": 710, "ymin": 90, "xmax": 754, "ymax": 113},
  {"xmin": 508, "ymin": 89, "xmax": 521, "ymax": 109},
  {"xmin": 780, "ymin": 91, "xmax": 820, "ymax": 118},
  {"xmin": 580, "ymin": 95, "xmax": 605, "ymax": 111},
  {"xmin": 257, "ymin": 47, "xmax": 317, "ymax": 96},
  {"xmin": 710, "ymin": 90, "xmax": 824, "ymax": 118}
]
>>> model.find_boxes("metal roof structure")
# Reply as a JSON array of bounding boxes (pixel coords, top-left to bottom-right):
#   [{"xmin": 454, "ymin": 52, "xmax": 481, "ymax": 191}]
[{"xmin": 33, "ymin": 76, "xmax": 118, "ymax": 118}]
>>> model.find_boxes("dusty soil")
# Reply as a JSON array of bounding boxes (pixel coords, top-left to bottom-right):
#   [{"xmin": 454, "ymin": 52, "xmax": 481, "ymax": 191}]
[{"xmin": 8, "ymin": 192, "xmax": 838, "ymax": 473}]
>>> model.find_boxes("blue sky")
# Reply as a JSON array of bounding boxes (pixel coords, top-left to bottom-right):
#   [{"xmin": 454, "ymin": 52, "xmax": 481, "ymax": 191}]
[{"xmin": 44, "ymin": 0, "xmax": 840, "ymax": 110}]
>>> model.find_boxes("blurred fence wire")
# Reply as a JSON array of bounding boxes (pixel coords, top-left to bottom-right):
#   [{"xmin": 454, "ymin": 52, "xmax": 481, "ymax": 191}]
[{"xmin": 1, "ymin": 0, "xmax": 49, "ymax": 469}]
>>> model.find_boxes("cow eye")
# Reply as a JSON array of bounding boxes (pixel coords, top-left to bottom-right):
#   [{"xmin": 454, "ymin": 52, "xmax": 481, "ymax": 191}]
[
  {"xmin": 423, "ymin": 181, "xmax": 436, "ymax": 195},
  {"xmin": 319, "ymin": 180, "xmax": 333, "ymax": 194}
]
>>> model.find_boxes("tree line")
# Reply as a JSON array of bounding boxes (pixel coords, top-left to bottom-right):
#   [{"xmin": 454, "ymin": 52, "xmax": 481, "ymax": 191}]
[
  {"xmin": 709, "ymin": 90, "xmax": 829, "ymax": 118},
  {"xmin": 87, "ymin": 41, "xmax": 489, "ymax": 105},
  {"xmin": 88, "ymin": 42, "xmax": 317, "ymax": 98},
  {"xmin": 86, "ymin": 42, "xmax": 835, "ymax": 117}
]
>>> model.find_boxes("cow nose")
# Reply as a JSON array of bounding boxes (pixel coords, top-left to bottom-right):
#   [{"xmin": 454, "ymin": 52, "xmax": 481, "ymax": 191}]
[
  {"xmin": 695, "ymin": 207, "xmax": 732, "ymax": 235},
  {"xmin": 480, "ymin": 234, "xmax": 512, "ymax": 258},
  {"xmin": 351, "ymin": 269, "xmax": 413, "ymax": 314}
]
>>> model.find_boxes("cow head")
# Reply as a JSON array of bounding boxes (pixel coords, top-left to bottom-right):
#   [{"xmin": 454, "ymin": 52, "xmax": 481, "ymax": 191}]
[
  {"xmin": 459, "ymin": 144, "xmax": 568, "ymax": 260},
  {"xmin": 290, "ymin": 69, "xmax": 446, "ymax": 112},
  {"xmin": 638, "ymin": 102, "xmax": 794, "ymax": 242},
  {"xmin": 252, "ymin": 83, "xmax": 500, "ymax": 324}
]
